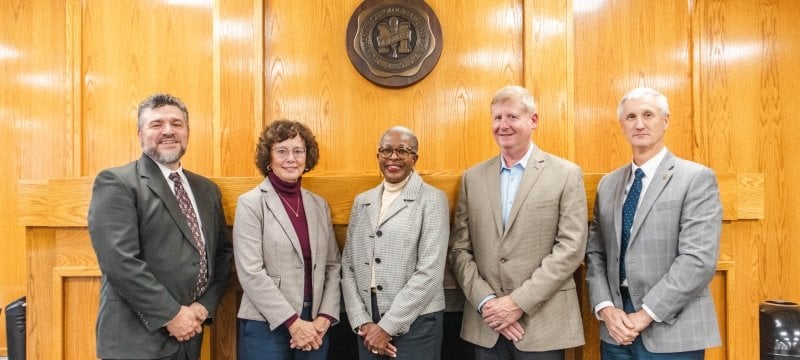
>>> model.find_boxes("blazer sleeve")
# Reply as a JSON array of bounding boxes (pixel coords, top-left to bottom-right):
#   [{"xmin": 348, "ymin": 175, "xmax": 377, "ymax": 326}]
[
  {"xmin": 317, "ymin": 199, "xmax": 342, "ymax": 324},
  {"xmin": 641, "ymin": 167, "xmax": 722, "ymax": 323},
  {"xmin": 233, "ymin": 193, "xmax": 297, "ymax": 327},
  {"xmin": 379, "ymin": 188, "xmax": 449, "ymax": 336},
  {"xmin": 196, "ymin": 184, "xmax": 233, "ymax": 318},
  {"xmin": 448, "ymin": 172, "xmax": 497, "ymax": 307},
  {"xmin": 585, "ymin": 175, "xmax": 613, "ymax": 309},
  {"xmin": 88, "ymin": 169, "xmax": 181, "ymax": 331},
  {"xmin": 340, "ymin": 197, "xmax": 372, "ymax": 330}
]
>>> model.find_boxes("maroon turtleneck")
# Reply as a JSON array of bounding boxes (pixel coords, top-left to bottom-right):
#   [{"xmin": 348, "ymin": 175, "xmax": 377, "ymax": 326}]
[{"xmin": 268, "ymin": 172, "xmax": 333, "ymax": 327}]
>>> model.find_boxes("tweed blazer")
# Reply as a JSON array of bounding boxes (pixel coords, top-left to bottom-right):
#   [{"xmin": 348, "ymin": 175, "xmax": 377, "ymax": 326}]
[
  {"xmin": 233, "ymin": 178, "xmax": 341, "ymax": 329},
  {"xmin": 88, "ymin": 154, "xmax": 233, "ymax": 359},
  {"xmin": 341, "ymin": 172, "xmax": 449, "ymax": 336},
  {"xmin": 585, "ymin": 151, "xmax": 722, "ymax": 352},
  {"xmin": 448, "ymin": 144, "xmax": 587, "ymax": 351}
]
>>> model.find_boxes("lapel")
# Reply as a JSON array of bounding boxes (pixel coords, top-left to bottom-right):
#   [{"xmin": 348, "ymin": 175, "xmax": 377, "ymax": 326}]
[
  {"xmin": 139, "ymin": 155, "xmax": 199, "ymax": 251},
  {"xmin": 259, "ymin": 179, "xmax": 304, "ymax": 258},
  {"xmin": 483, "ymin": 156, "xmax": 504, "ymax": 237},
  {"xmin": 504, "ymin": 144, "xmax": 546, "ymax": 236},
  {"xmin": 612, "ymin": 167, "xmax": 628, "ymax": 249},
  {"xmin": 628, "ymin": 151, "xmax": 676, "ymax": 244},
  {"xmin": 185, "ymin": 170, "xmax": 214, "ymax": 252},
  {"xmin": 378, "ymin": 172, "xmax": 422, "ymax": 227}
]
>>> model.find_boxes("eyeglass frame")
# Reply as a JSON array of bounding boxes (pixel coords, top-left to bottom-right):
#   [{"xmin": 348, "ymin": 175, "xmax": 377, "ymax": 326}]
[
  {"xmin": 377, "ymin": 147, "xmax": 417, "ymax": 160},
  {"xmin": 272, "ymin": 147, "xmax": 307, "ymax": 159}
]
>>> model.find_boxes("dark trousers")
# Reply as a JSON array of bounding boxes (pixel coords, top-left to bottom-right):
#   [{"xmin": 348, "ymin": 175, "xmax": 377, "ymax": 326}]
[
  {"xmin": 600, "ymin": 288, "xmax": 704, "ymax": 360},
  {"xmin": 238, "ymin": 306, "xmax": 330, "ymax": 360},
  {"xmin": 357, "ymin": 292, "xmax": 443, "ymax": 360},
  {"xmin": 103, "ymin": 339, "xmax": 197, "ymax": 360},
  {"xmin": 474, "ymin": 336, "xmax": 564, "ymax": 360}
]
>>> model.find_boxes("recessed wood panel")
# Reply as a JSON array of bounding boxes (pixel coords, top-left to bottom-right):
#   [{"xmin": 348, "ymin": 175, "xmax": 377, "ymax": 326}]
[
  {"xmin": 264, "ymin": 0, "xmax": 523, "ymax": 174},
  {"xmin": 80, "ymin": 0, "xmax": 215, "ymax": 176},
  {"xmin": 573, "ymin": 1, "xmax": 693, "ymax": 172}
]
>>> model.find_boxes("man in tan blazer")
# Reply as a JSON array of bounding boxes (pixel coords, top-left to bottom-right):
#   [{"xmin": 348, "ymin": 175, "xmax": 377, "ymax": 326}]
[{"xmin": 449, "ymin": 85, "xmax": 587, "ymax": 359}]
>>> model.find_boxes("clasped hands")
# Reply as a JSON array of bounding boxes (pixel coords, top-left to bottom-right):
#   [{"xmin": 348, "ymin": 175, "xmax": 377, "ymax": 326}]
[
  {"xmin": 289, "ymin": 317, "xmax": 331, "ymax": 352},
  {"xmin": 598, "ymin": 306, "xmax": 653, "ymax": 345},
  {"xmin": 166, "ymin": 302, "xmax": 208, "ymax": 341},
  {"xmin": 358, "ymin": 322, "xmax": 397, "ymax": 358},
  {"xmin": 481, "ymin": 296, "xmax": 525, "ymax": 342}
]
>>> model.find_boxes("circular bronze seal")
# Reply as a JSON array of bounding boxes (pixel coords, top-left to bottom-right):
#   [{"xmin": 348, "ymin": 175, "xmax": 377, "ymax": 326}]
[{"xmin": 346, "ymin": 0, "xmax": 443, "ymax": 88}]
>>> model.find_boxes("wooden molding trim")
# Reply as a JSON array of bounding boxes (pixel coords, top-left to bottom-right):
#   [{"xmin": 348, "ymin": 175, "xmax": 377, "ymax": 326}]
[
  {"xmin": 52, "ymin": 266, "xmax": 100, "ymax": 360},
  {"xmin": 18, "ymin": 172, "xmax": 765, "ymax": 228}
]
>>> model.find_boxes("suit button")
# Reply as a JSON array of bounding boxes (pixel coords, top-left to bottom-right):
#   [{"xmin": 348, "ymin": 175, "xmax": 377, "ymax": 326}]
[
  {"xmin": 376, "ymin": 285, "xmax": 383, "ymax": 291},
  {"xmin": 375, "ymin": 258, "xmax": 381, "ymax": 264},
  {"xmin": 500, "ymin": 258, "xmax": 507, "ymax": 264},
  {"xmin": 376, "ymin": 230, "xmax": 382, "ymax": 237}
]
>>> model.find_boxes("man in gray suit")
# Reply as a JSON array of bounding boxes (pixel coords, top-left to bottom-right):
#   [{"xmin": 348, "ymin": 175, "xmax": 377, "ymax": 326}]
[
  {"xmin": 585, "ymin": 87, "xmax": 722, "ymax": 359},
  {"xmin": 449, "ymin": 85, "xmax": 587, "ymax": 359},
  {"xmin": 88, "ymin": 93, "xmax": 233, "ymax": 360}
]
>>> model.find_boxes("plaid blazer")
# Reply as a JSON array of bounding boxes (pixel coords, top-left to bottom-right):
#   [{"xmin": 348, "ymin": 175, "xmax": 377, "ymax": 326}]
[
  {"xmin": 341, "ymin": 172, "xmax": 449, "ymax": 336},
  {"xmin": 585, "ymin": 151, "xmax": 722, "ymax": 352},
  {"xmin": 233, "ymin": 178, "xmax": 341, "ymax": 329}
]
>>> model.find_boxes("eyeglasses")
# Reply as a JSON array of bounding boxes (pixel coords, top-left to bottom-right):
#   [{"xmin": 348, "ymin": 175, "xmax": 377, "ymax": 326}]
[
  {"xmin": 377, "ymin": 147, "xmax": 416, "ymax": 160},
  {"xmin": 272, "ymin": 147, "xmax": 306, "ymax": 159}
]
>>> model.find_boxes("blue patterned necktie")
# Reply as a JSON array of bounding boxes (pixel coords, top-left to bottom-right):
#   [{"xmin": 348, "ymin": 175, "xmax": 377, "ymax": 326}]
[
  {"xmin": 169, "ymin": 172, "xmax": 208, "ymax": 300},
  {"xmin": 620, "ymin": 168, "xmax": 645, "ymax": 283}
]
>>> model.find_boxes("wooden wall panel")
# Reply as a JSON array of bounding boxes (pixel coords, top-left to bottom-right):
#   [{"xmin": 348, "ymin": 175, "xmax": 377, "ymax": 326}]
[
  {"xmin": 264, "ymin": 0, "xmax": 523, "ymax": 174},
  {"xmin": 0, "ymin": 0, "xmax": 69, "ymax": 354},
  {"xmin": 80, "ymin": 0, "xmax": 216, "ymax": 176},
  {"xmin": 573, "ymin": 1, "xmax": 693, "ymax": 172},
  {"xmin": 695, "ymin": 1, "xmax": 800, "ymax": 358},
  {"xmin": 4, "ymin": 0, "xmax": 799, "ymax": 358},
  {"xmin": 217, "ymin": 0, "xmax": 264, "ymax": 177}
]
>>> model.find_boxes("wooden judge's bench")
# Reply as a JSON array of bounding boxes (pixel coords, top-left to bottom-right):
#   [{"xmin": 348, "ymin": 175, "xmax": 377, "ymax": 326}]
[{"xmin": 18, "ymin": 172, "xmax": 763, "ymax": 359}]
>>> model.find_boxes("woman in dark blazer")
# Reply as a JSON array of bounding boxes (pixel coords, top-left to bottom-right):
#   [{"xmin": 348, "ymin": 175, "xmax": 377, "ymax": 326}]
[
  {"xmin": 233, "ymin": 119, "xmax": 341, "ymax": 359},
  {"xmin": 341, "ymin": 126, "xmax": 450, "ymax": 359}
]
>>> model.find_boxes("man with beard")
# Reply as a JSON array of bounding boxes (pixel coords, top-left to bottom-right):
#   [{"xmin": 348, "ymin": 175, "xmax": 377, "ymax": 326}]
[{"xmin": 88, "ymin": 93, "xmax": 233, "ymax": 360}]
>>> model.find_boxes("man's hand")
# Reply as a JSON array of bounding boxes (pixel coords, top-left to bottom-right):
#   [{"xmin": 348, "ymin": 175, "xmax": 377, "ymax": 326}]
[
  {"xmin": 481, "ymin": 296, "xmax": 523, "ymax": 332},
  {"xmin": 166, "ymin": 306, "xmax": 203, "ymax": 341},
  {"xmin": 289, "ymin": 319, "xmax": 322, "ymax": 351},
  {"xmin": 189, "ymin": 302, "xmax": 208, "ymax": 322},
  {"xmin": 598, "ymin": 306, "xmax": 639, "ymax": 345},
  {"xmin": 498, "ymin": 321, "xmax": 525, "ymax": 342},
  {"xmin": 358, "ymin": 322, "xmax": 397, "ymax": 358},
  {"xmin": 628, "ymin": 309, "xmax": 653, "ymax": 333}
]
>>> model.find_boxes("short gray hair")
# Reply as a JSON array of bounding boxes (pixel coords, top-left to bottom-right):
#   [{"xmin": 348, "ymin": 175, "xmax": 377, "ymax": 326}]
[
  {"xmin": 379, "ymin": 126, "xmax": 419, "ymax": 152},
  {"xmin": 617, "ymin": 87, "xmax": 670, "ymax": 120},
  {"xmin": 137, "ymin": 93, "xmax": 189, "ymax": 130}
]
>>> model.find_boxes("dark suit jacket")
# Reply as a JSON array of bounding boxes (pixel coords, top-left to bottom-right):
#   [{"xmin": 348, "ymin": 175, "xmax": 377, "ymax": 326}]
[
  {"xmin": 88, "ymin": 154, "xmax": 233, "ymax": 359},
  {"xmin": 585, "ymin": 151, "xmax": 722, "ymax": 352}
]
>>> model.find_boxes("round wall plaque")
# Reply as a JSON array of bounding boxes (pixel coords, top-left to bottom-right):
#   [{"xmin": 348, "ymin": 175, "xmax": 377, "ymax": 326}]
[{"xmin": 346, "ymin": 0, "xmax": 443, "ymax": 88}]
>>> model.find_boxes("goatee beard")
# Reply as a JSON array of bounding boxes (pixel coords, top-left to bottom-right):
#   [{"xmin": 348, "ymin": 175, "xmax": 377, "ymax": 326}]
[{"xmin": 144, "ymin": 147, "xmax": 185, "ymax": 166}]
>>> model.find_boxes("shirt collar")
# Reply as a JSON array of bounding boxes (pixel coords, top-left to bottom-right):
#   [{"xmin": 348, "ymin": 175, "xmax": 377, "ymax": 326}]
[
  {"xmin": 631, "ymin": 147, "xmax": 667, "ymax": 180},
  {"xmin": 500, "ymin": 142, "xmax": 534, "ymax": 171},
  {"xmin": 154, "ymin": 160, "xmax": 184, "ymax": 180}
]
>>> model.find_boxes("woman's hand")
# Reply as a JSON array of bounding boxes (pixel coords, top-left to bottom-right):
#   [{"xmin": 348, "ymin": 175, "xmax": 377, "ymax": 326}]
[{"xmin": 288, "ymin": 319, "xmax": 322, "ymax": 351}]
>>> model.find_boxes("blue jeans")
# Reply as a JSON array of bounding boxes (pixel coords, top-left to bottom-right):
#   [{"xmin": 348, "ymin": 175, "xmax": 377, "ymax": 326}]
[
  {"xmin": 238, "ymin": 307, "xmax": 329, "ymax": 360},
  {"xmin": 600, "ymin": 289, "xmax": 704, "ymax": 360}
]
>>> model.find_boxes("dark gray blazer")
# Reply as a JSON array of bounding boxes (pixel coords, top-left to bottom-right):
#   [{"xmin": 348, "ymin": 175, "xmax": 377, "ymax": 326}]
[
  {"xmin": 585, "ymin": 151, "xmax": 722, "ymax": 352},
  {"xmin": 88, "ymin": 154, "xmax": 233, "ymax": 359}
]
